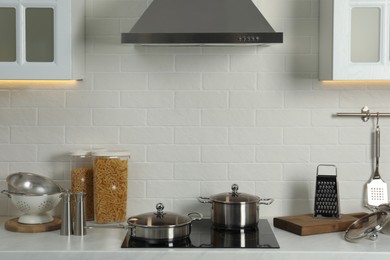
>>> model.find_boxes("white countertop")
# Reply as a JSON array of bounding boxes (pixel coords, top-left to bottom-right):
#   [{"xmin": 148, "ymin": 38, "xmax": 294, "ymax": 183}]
[{"xmin": 1, "ymin": 217, "xmax": 390, "ymax": 260}]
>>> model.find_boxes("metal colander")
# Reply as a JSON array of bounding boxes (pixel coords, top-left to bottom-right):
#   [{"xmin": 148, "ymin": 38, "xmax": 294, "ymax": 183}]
[{"xmin": 1, "ymin": 190, "xmax": 62, "ymax": 224}]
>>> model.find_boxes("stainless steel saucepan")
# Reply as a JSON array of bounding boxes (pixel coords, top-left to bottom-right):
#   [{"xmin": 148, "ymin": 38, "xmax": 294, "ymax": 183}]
[{"xmin": 198, "ymin": 184, "xmax": 273, "ymax": 229}]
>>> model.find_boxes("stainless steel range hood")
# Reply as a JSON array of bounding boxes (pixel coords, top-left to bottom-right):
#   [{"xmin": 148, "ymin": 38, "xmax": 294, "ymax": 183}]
[{"xmin": 121, "ymin": 0, "xmax": 283, "ymax": 45}]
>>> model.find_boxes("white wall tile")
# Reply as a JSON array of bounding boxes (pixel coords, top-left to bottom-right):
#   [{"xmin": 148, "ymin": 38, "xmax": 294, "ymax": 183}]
[
  {"xmin": 92, "ymin": 0, "xmax": 147, "ymax": 18},
  {"xmin": 93, "ymin": 109, "xmax": 146, "ymax": 126},
  {"xmin": 121, "ymin": 91, "xmax": 173, "ymax": 108},
  {"xmin": 285, "ymin": 90, "xmax": 339, "ymax": 108},
  {"xmin": 174, "ymin": 163, "xmax": 228, "ymax": 180},
  {"xmin": 94, "ymin": 73, "xmax": 147, "ymax": 90},
  {"xmin": 284, "ymin": 127, "xmax": 338, "ymax": 145},
  {"xmin": 0, "ymin": 145, "xmax": 36, "ymax": 162},
  {"xmin": 11, "ymin": 127, "xmax": 64, "ymax": 144},
  {"xmin": 148, "ymin": 145, "xmax": 200, "ymax": 162},
  {"xmin": 203, "ymin": 73, "xmax": 256, "ymax": 90},
  {"xmin": 0, "ymin": 91, "xmax": 10, "ymax": 107},
  {"xmin": 310, "ymin": 146, "xmax": 366, "ymax": 163},
  {"xmin": 174, "ymin": 127, "xmax": 227, "ymax": 144},
  {"xmin": 38, "ymin": 108, "xmax": 92, "ymax": 126},
  {"xmin": 256, "ymin": 109, "xmax": 310, "ymax": 127},
  {"xmin": 229, "ymin": 92, "xmax": 283, "ymax": 108},
  {"xmin": 175, "ymin": 91, "xmax": 227, "ymax": 109},
  {"xmin": 86, "ymin": 54, "xmax": 120, "ymax": 72},
  {"xmin": 201, "ymin": 145, "xmax": 255, "ymax": 163},
  {"xmin": 230, "ymin": 54, "xmax": 285, "ymax": 72},
  {"xmin": 0, "ymin": 109, "xmax": 37, "ymax": 126},
  {"xmin": 229, "ymin": 127, "xmax": 282, "ymax": 145},
  {"xmin": 175, "ymin": 55, "xmax": 229, "ymax": 72},
  {"xmin": 128, "ymin": 163, "xmax": 173, "ymax": 180},
  {"xmin": 121, "ymin": 55, "xmax": 174, "ymax": 72},
  {"xmin": 149, "ymin": 73, "xmax": 201, "ymax": 90},
  {"xmin": 202, "ymin": 109, "xmax": 255, "ymax": 127},
  {"xmin": 256, "ymin": 146, "xmax": 310, "ymax": 163},
  {"xmin": 148, "ymin": 109, "xmax": 200, "ymax": 126},
  {"xmin": 121, "ymin": 127, "xmax": 173, "ymax": 144},
  {"xmin": 66, "ymin": 91, "xmax": 120, "ymax": 108},
  {"xmin": 11, "ymin": 90, "xmax": 64, "ymax": 107},
  {"xmin": 147, "ymin": 181, "xmax": 200, "ymax": 198},
  {"xmin": 66, "ymin": 126, "xmax": 119, "ymax": 144},
  {"xmin": 0, "ymin": 128, "xmax": 9, "ymax": 144},
  {"xmin": 228, "ymin": 164, "xmax": 282, "ymax": 181}
]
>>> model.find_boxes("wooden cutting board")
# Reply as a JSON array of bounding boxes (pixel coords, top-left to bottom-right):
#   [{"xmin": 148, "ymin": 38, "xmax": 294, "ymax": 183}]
[
  {"xmin": 5, "ymin": 216, "xmax": 61, "ymax": 233},
  {"xmin": 273, "ymin": 212, "xmax": 368, "ymax": 236}
]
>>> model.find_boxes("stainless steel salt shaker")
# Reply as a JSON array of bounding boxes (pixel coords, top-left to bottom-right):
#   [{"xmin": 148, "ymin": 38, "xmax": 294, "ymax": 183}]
[
  {"xmin": 60, "ymin": 190, "xmax": 73, "ymax": 236},
  {"xmin": 74, "ymin": 192, "xmax": 87, "ymax": 236}
]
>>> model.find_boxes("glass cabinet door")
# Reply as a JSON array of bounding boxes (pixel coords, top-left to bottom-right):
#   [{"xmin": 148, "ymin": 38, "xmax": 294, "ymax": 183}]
[
  {"xmin": 0, "ymin": 8, "xmax": 16, "ymax": 62},
  {"xmin": 25, "ymin": 8, "xmax": 54, "ymax": 62}
]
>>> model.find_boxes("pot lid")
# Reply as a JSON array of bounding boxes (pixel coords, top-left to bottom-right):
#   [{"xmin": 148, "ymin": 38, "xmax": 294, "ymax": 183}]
[
  {"xmin": 127, "ymin": 203, "xmax": 192, "ymax": 227},
  {"xmin": 209, "ymin": 184, "xmax": 260, "ymax": 203},
  {"xmin": 344, "ymin": 211, "xmax": 388, "ymax": 242}
]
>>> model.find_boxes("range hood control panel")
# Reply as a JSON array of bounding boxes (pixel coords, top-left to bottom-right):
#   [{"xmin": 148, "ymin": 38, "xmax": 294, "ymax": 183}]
[{"xmin": 238, "ymin": 35, "xmax": 261, "ymax": 43}]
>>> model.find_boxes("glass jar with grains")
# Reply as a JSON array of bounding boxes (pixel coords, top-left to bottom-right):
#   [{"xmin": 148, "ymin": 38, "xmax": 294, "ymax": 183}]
[
  {"xmin": 92, "ymin": 150, "xmax": 130, "ymax": 224},
  {"xmin": 70, "ymin": 150, "xmax": 94, "ymax": 221}
]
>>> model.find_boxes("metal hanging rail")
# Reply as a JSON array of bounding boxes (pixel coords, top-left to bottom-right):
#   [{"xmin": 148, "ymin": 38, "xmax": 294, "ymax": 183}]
[{"xmin": 336, "ymin": 106, "xmax": 390, "ymax": 122}]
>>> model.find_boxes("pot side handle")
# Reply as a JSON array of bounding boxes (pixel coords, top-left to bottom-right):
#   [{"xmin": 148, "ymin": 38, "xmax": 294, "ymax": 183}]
[
  {"xmin": 1, "ymin": 190, "xmax": 11, "ymax": 198},
  {"xmin": 258, "ymin": 198, "xmax": 274, "ymax": 205},
  {"xmin": 187, "ymin": 212, "xmax": 203, "ymax": 221},
  {"xmin": 198, "ymin": 197, "xmax": 212, "ymax": 204}
]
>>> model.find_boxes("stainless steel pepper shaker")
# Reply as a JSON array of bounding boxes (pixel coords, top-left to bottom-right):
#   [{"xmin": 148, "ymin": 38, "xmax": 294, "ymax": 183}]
[
  {"xmin": 60, "ymin": 190, "xmax": 73, "ymax": 236},
  {"xmin": 74, "ymin": 192, "xmax": 87, "ymax": 236}
]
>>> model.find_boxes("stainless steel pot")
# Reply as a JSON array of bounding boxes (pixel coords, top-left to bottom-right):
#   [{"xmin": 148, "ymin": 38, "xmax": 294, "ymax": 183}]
[
  {"xmin": 127, "ymin": 203, "xmax": 202, "ymax": 242},
  {"xmin": 198, "ymin": 184, "xmax": 273, "ymax": 229}
]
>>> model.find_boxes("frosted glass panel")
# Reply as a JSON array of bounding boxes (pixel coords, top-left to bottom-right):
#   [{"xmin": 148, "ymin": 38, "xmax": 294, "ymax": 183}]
[
  {"xmin": 0, "ymin": 8, "xmax": 16, "ymax": 62},
  {"xmin": 351, "ymin": 7, "xmax": 380, "ymax": 63},
  {"xmin": 26, "ymin": 8, "xmax": 54, "ymax": 62}
]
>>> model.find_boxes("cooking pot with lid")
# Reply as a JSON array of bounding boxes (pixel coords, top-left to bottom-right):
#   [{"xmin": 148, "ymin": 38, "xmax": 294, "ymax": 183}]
[
  {"xmin": 127, "ymin": 203, "xmax": 202, "ymax": 242},
  {"xmin": 198, "ymin": 184, "xmax": 273, "ymax": 229}
]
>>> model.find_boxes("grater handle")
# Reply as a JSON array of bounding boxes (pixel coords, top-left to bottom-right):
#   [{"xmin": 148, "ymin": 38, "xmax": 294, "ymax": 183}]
[{"xmin": 316, "ymin": 164, "xmax": 337, "ymax": 177}]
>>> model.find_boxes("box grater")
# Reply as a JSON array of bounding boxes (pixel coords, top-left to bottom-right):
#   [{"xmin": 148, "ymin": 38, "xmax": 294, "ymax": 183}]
[{"xmin": 314, "ymin": 164, "xmax": 340, "ymax": 218}]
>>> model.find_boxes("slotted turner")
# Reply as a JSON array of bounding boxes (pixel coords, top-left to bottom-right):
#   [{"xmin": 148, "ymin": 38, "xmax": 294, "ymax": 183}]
[{"xmin": 367, "ymin": 117, "xmax": 388, "ymax": 206}]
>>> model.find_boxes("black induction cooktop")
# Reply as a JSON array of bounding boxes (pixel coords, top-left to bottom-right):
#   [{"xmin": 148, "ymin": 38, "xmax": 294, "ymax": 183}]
[{"xmin": 121, "ymin": 219, "xmax": 280, "ymax": 248}]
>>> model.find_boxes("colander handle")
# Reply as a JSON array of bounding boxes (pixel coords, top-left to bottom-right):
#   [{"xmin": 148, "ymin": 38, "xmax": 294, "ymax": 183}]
[
  {"xmin": 1, "ymin": 190, "xmax": 26, "ymax": 197},
  {"xmin": 1, "ymin": 190, "xmax": 11, "ymax": 198}
]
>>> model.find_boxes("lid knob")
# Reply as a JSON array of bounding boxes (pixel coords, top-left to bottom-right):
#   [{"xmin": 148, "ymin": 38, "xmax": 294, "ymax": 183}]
[
  {"xmin": 155, "ymin": 203, "xmax": 165, "ymax": 217},
  {"xmin": 231, "ymin": 184, "xmax": 239, "ymax": 197}
]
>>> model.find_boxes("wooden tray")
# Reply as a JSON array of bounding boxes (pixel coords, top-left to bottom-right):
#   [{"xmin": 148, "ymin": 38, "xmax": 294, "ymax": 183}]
[
  {"xmin": 5, "ymin": 216, "xmax": 61, "ymax": 233},
  {"xmin": 273, "ymin": 212, "xmax": 368, "ymax": 236}
]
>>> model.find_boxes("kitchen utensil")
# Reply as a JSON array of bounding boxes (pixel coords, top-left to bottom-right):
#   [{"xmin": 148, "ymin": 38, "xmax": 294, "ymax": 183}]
[
  {"xmin": 198, "ymin": 184, "xmax": 273, "ymax": 229},
  {"xmin": 1, "ymin": 190, "xmax": 62, "ymax": 224},
  {"xmin": 273, "ymin": 212, "xmax": 368, "ymax": 236},
  {"xmin": 74, "ymin": 192, "xmax": 87, "ymax": 236},
  {"xmin": 60, "ymin": 190, "xmax": 73, "ymax": 236},
  {"xmin": 6, "ymin": 172, "xmax": 63, "ymax": 196},
  {"xmin": 314, "ymin": 164, "xmax": 339, "ymax": 218},
  {"xmin": 344, "ymin": 211, "xmax": 388, "ymax": 242},
  {"xmin": 5, "ymin": 216, "xmax": 61, "ymax": 233},
  {"xmin": 367, "ymin": 116, "xmax": 388, "ymax": 206},
  {"xmin": 126, "ymin": 203, "xmax": 202, "ymax": 242}
]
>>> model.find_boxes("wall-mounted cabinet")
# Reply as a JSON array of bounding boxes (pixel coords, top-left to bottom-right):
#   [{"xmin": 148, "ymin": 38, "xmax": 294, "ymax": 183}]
[
  {"xmin": 0, "ymin": 0, "xmax": 85, "ymax": 80},
  {"xmin": 320, "ymin": 0, "xmax": 390, "ymax": 80}
]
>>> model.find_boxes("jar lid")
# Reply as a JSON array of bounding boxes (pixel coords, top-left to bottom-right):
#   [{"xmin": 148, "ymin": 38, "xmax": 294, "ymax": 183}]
[
  {"xmin": 209, "ymin": 184, "xmax": 260, "ymax": 204},
  {"xmin": 127, "ymin": 203, "xmax": 192, "ymax": 227},
  {"xmin": 70, "ymin": 149, "xmax": 91, "ymax": 157},
  {"xmin": 92, "ymin": 150, "xmax": 130, "ymax": 157}
]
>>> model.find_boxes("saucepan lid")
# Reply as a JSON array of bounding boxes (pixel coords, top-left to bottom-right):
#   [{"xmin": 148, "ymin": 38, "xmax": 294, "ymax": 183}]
[{"xmin": 344, "ymin": 211, "xmax": 388, "ymax": 242}]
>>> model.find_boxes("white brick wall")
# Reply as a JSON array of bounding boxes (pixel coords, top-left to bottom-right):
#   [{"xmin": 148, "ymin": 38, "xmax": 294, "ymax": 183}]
[{"xmin": 0, "ymin": 0, "xmax": 386, "ymax": 217}]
